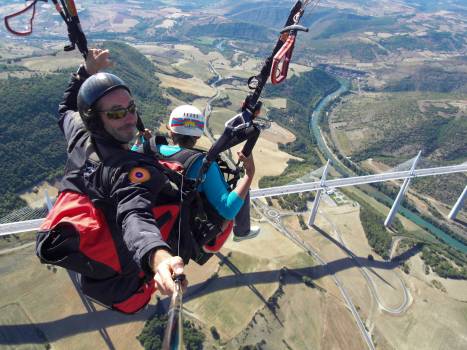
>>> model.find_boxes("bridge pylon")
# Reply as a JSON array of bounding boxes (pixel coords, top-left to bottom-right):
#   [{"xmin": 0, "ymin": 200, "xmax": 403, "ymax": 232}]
[
  {"xmin": 384, "ymin": 151, "xmax": 421, "ymax": 227},
  {"xmin": 308, "ymin": 160, "xmax": 330, "ymax": 227},
  {"xmin": 448, "ymin": 185, "xmax": 467, "ymax": 221}
]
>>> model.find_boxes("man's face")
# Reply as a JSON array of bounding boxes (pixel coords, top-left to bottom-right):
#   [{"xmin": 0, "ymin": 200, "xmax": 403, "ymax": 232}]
[{"xmin": 97, "ymin": 89, "xmax": 137, "ymax": 144}]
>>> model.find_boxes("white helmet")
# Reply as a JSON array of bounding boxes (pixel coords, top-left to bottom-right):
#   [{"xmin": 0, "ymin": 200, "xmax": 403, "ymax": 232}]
[{"xmin": 168, "ymin": 105, "xmax": 205, "ymax": 137}]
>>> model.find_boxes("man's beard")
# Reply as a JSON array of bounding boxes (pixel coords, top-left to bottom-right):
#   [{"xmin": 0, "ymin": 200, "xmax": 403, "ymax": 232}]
[{"xmin": 106, "ymin": 123, "xmax": 137, "ymax": 144}]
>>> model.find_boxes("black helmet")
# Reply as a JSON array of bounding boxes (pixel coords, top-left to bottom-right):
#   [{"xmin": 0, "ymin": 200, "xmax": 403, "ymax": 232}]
[{"xmin": 77, "ymin": 72, "xmax": 131, "ymax": 130}]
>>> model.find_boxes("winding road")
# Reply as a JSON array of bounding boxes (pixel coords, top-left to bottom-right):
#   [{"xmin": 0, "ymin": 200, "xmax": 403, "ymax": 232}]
[
  {"xmin": 252, "ymin": 200, "xmax": 376, "ymax": 350},
  {"xmin": 203, "ymin": 61, "xmax": 237, "ymax": 166},
  {"xmin": 320, "ymin": 211, "xmax": 411, "ymax": 315}
]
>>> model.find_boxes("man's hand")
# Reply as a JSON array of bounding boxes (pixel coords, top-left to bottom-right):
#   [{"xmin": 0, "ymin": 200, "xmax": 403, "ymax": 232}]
[
  {"xmin": 84, "ymin": 48, "xmax": 113, "ymax": 75},
  {"xmin": 134, "ymin": 128, "xmax": 153, "ymax": 147},
  {"xmin": 140, "ymin": 128, "xmax": 153, "ymax": 140},
  {"xmin": 152, "ymin": 249, "xmax": 188, "ymax": 295},
  {"xmin": 237, "ymin": 151, "xmax": 255, "ymax": 178}
]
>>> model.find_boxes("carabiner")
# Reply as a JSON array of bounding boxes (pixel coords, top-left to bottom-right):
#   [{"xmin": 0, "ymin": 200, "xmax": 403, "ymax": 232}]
[{"xmin": 271, "ymin": 34, "xmax": 296, "ymax": 85}]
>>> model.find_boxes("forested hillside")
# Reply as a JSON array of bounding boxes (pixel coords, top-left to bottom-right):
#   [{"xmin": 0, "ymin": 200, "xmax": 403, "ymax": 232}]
[
  {"xmin": 188, "ymin": 22, "xmax": 274, "ymax": 42},
  {"xmin": 0, "ymin": 73, "xmax": 68, "ymax": 217},
  {"xmin": 352, "ymin": 97, "xmax": 467, "ymax": 163},
  {"xmin": 384, "ymin": 66, "xmax": 467, "ymax": 93},
  {"xmin": 331, "ymin": 89, "xmax": 466, "ymax": 206},
  {"xmin": 0, "ymin": 42, "xmax": 167, "ymax": 218}
]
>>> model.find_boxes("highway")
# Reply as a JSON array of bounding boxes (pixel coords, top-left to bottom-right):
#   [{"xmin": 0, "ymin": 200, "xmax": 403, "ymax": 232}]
[
  {"xmin": 203, "ymin": 62, "xmax": 221, "ymax": 144},
  {"xmin": 251, "ymin": 163, "xmax": 467, "ymax": 199},
  {"xmin": 252, "ymin": 200, "xmax": 376, "ymax": 350},
  {"xmin": 0, "ymin": 218, "xmax": 44, "ymax": 236},
  {"xmin": 320, "ymin": 211, "xmax": 411, "ymax": 315},
  {"xmin": 204, "ymin": 61, "xmax": 237, "ymax": 167}
]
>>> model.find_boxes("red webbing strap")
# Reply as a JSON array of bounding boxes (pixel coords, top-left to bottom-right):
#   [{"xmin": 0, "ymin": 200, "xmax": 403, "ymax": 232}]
[
  {"xmin": 4, "ymin": 0, "xmax": 40, "ymax": 36},
  {"xmin": 202, "ymin": 221, "xmax": 234, "ymax": 253},
  {"xmin": 50, "ymin": 0, "xmax": 67, "ymax": 22},
  {"xmin": 64, "ymin": 0, "xmax": 78, "ymax": 16},
  {"xmin": 271, "ymin": 34, "xmax": 296, "ymax": 85}
]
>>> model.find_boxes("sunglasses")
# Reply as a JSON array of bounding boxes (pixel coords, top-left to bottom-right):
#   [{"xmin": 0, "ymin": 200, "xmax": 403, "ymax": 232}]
[{"xmin": 98, "ymin": 101, "xmax": 137, "ymax": 120}]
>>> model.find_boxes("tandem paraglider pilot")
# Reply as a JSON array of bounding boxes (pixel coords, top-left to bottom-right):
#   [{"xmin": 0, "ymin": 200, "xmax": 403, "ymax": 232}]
[{"xmin": 35, "ymin": 48, "xmax": 188, "ymax": 314}]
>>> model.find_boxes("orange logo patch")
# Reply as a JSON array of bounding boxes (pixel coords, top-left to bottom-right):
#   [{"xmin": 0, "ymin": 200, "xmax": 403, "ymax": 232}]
[{"xmin": 129, "ymin": 167, "xmax": 151, "ymax": 184}]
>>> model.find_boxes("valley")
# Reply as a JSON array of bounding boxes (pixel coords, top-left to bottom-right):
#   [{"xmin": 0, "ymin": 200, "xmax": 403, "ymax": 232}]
[{"xmin": 0, "ymin": 0, "xmax": 466, "ymax": 349}]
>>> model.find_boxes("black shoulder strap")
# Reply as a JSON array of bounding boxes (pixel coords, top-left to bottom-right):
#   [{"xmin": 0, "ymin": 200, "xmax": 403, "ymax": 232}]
[
  {"xmin": 155, "ymin": 135, "xmax": 169, "ymax": 146},
  {"xmin": 160, "ymin": 148, "xmax": 205, "ymax": 175},
  {"xmin": 143, "ymin": 138, "xmax": 153, "ymax": 156},
  {"xmin": 163, "ymin": 147, "xmax": 242, "ymax": 190},
  {"xmin": 148, "ymin": 134, "xmax": 168, "ymax": 157}
]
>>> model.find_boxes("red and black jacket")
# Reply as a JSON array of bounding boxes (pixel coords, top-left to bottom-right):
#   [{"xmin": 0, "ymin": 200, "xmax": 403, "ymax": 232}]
[
  {"xmin": 36, "ymin": 66, "xmax": 235, "ymax": 313},
  {"xmin": 36, "ymin": 65, "xmax": 180, "ymax": 313}
]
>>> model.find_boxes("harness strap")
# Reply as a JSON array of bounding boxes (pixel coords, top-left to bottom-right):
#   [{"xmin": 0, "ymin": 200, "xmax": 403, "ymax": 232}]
[
  {"xmin": 3, "ymin": 0, "xmax": 88, "ymax": 58},
  {"xmin": 60, "ymin": 0, "xmax": 88, "ymax": 57},
  {"xmin": 159, "ymin": 148, "xmax": 205, "ymax": 174},
  {"xmin": 4, "ymin": 0, "xmax": 44, "ymax": 36}
]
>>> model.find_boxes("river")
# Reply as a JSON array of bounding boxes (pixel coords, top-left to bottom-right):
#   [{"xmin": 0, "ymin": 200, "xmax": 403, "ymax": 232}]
[{"xmin": 309, "ymin": 80, "xmax": 467, "ymax": 254}]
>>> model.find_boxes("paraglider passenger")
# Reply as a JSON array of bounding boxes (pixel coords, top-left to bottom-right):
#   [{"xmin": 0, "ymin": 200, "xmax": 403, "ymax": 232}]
[{"xmin": 133, "ymin": 105, "xmax": 261, "ymax": 241}]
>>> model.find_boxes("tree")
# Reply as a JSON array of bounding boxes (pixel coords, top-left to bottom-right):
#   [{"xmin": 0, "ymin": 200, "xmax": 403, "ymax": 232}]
[
  {"xmin": 137, "ymin": 313, "xmax": 205, "ymax": 350},
  {"xmin": 210, "ymin": 326, "xmax": 220, "ymax": 340}
]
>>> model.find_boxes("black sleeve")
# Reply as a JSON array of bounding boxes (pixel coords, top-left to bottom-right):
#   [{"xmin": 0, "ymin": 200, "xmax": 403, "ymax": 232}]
[
  {"xmin": 58, "ymin": 65, "xmax": 90, "ymax": 144},
  {"xmin": 110, "ymin": 164, "xmax": 173, "ymax": 276}
]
